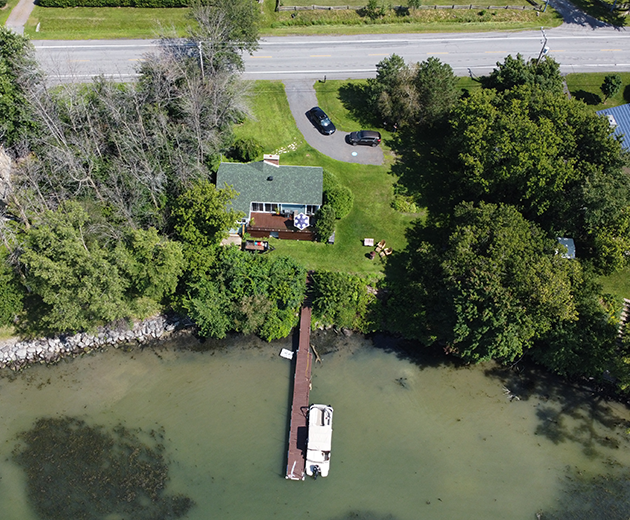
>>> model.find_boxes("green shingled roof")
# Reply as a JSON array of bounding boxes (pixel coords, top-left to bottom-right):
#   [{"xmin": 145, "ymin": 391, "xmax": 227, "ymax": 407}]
[{"xmin": 216, "ymin": 161, "xmax": 323, "ymax": 216}]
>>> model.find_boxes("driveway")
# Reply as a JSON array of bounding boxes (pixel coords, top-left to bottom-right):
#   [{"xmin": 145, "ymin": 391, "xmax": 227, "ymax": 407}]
[{"xmin": 283, "ymin": 79, "xmax": 384, "ymax": 166}]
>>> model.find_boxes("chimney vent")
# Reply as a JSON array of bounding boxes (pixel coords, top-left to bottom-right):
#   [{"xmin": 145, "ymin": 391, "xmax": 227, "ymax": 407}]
[
  {"xmin": 267, "ymin": 176, "xmax": 273, "ymax": 181},
  {"xmin": 263, "ymin": 154, "xmax": 280, "ymax": 167}
]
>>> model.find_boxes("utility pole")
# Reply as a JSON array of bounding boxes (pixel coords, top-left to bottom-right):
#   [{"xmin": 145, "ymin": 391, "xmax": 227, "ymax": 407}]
[
  {"xmin": 198, "ymin": 41, "xmax": 205, "ymax": 81},
  {"xmin": 536, "ymin": 27, "xmax": 549, "ymax": 65}
]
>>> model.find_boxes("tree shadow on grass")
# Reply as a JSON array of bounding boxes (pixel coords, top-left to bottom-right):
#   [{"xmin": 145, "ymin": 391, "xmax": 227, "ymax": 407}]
[
  {"xmin": 484, "ymin": 360, "xmax": 630, "ymax": 459},
  {"xmin": 572, "ymin": 89, "xmax": 602, "ymax": 106},
  {"xmin": 624, "ymin": 84, "xmax": 630, "ymax": 104},
  {"xmin": 338, "ymin": 82, "xmax": 382, "ymax": 129}
]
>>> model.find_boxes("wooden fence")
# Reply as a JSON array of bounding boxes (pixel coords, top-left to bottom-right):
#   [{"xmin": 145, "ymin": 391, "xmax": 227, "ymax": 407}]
[{"xmin": 278, "ymin": 3, "xmax": 538, "ymax": 10}]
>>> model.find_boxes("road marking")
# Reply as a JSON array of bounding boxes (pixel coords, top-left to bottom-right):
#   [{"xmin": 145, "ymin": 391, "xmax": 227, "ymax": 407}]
[
  {"xmin": 549, "ymin": 49, "xmax": 565, "ymax": 52},
  {"xmin": 252, "ymin": 56, "xmax": 272, "ymax": 59},
  {"xmin": 485, "ymin": 51, "xmax": 506, "ymax": 54},
  {"xmin": 601, "ymin": 49, "xmax": 622, "ymax": 52},
  {"xmin": 69, "ymin": 59, "xmax": 90, "ymax": 62},
  {"xmin": 368, "ymin": 53, "xmax": 389, "ymax": 56},
  {"xmin": 128, "ymin": 58, "xmax": 144, "ymax": 61},
  {"xmin": 427, "ymin": 52, "xmax": 449, "ymax": 55},
  {"xmin": 310, "ymin": 54, "xmax": 331, "ymax": 57}
]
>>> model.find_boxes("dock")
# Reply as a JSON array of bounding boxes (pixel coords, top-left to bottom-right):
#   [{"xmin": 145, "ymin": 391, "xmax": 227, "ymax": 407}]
[{"xmin": 285, "ymin": 305, "xmax": 313, "ymax": 480}]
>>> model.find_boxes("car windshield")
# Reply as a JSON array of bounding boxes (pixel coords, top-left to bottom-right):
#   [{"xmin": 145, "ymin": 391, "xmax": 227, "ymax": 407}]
[{"xmin": 321, "ymin": 117, "xmax": 331, "ymax": 126}]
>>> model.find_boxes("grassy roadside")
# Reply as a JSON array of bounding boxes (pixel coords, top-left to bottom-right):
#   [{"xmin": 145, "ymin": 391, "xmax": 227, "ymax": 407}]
[
  {"xmin": 24, "ymin": 6, "xmax": 191, "ymax": 39},
  {"xmin": 0, "ymin": 0, "xmax": 20, "ymax": 25},
  {"xmin": 233, "ymin": 80, "xmax": 416, "ymax": 274},
  {"xmin": 565, "ymin": 72, "xmax": 630, "ymax": 111},
  {"xmin": 21, "ymin": 1, "xmax": 561, "ymax": 40}
]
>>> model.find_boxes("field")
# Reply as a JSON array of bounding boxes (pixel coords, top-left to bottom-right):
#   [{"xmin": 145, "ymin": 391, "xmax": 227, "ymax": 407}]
[
  {"xmin": 16, "ymin": 0, "xmax": 562, "ymax": 40},
  {"xmin": 233, "ymin": 80, "xmax": 417, "ymax": 274}
]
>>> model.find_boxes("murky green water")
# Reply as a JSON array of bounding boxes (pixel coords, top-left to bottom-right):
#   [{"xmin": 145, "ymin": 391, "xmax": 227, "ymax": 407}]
[{"xmin": 1, "ymin": 332, "xmax": 630, "ymax": 520}]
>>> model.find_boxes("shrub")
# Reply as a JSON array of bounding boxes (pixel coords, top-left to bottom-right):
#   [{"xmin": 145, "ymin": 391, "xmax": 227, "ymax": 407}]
[
  {"xmin": 0, "ymin": 0, "xmax": 7, "ymax": 8},
  {"xmin": 229, "ymin": 137, "xmax": 263, "ymax": 163},
  {"xmin": 315, "ymin": 205, "xmax": 336, "ymax": 243},
  {"xmin": 324, "ymin": 184, "xmax": 354, "ymax": 219}
]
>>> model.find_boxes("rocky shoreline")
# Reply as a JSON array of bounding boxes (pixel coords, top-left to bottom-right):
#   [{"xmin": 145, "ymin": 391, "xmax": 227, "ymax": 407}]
[{"xmin": 0, "ymin": 314, "xmax": 193, "ymax": 371}]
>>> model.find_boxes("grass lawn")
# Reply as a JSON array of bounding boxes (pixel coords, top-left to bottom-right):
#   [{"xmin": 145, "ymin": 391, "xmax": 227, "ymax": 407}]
[
  {"xmin": 286, "ymin": 0, "xmax": 531, "ymax": 6},
  {"xmin": 19, "ymin": 0, "xmax": 562, "ymax": 40},
  {"xmin": 565, "ymin": 72, "xmax": 630, "ymax": 111},
  {"xmin": 0, "ymin": 326, "xmax": 16, "ymax": 342},
  {"xmin": 0, "ymin": 0, "xmax": 20, "ymax": 25},
  {"xmin": 233, "ymin": 80, "xmax": 417, "ymax": 275},
  {"xmin": 23, "ymin": 6, "xmax": 191, "ymax": 39},
  {"xmin": 600, "ymin": 267, "xmax": 630, "ymax": 301}
]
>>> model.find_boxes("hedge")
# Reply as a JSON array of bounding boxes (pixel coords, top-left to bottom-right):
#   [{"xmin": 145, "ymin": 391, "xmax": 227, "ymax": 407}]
[{"xmin": 38, "ymin": 0, "xmax": 188, "ymax": 7}]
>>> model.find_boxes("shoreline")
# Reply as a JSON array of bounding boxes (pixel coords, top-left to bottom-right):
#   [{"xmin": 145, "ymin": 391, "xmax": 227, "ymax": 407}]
[{"xmin": 0, "ymin": 313, "xmax": 194, "ymax": 371}]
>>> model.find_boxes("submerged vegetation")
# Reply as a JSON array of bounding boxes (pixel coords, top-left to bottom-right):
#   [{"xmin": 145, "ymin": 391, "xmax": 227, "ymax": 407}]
[{"xmin": 13, "ymin": 416, "xmax": 194, "ymax": 520}]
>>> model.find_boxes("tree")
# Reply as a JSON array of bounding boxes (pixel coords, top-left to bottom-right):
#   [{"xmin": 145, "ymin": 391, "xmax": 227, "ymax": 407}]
[
  {"xmin": 187, "ymin": 0, "xmax": 260, "ymax": 74},
  {"xmin": 481, "ymin": 54, "xmax": 563, "ymax": 94},
  {"xmin": 177, "ymin": 247, "xmax": 306, "ymax": 340},
  {"xmin": 435, "ymin": 85, "xmax": 629, "ymax": 270},
  {"xmin": 414, "ymin": 57, "xmax": 459, "ymax": 126},
  {"xmin": 112, "ymin": 227, "xmax": 184, "ymax": 302},
  {"xmin": 172, "ymin": 180, "xmax": 243, "ymax": 249},
  {"xmin": 407, "ymin": 0, "xmax": 421, "ymax": 9},
  {"xmin": 394, "ymin": 202, "xmax": 580, "ymax": 363},
  {"xmin": 601, "ymin": 74, "xmax": 622, "ymax": 102},
  {"xmin": 0, "ymin": 28, "xmax": 40, "ymax": 151},
  {"xmin": 19, "ymin": 202, "xmax": 131, "ymax": 333},
  {"xmin": 324, "ymin": 184, "xmax": 354, "ymax": 219},
  {"xmin": 367, "ymin": 54, "xmax": 410, "ymax": 124},
  {"xmin": 315, "ymin": 205, "xmax": 336, "ymax": 243},
  {"xmin": 0, "ymin": 246, "xmax": 24, "ymax": 327}
]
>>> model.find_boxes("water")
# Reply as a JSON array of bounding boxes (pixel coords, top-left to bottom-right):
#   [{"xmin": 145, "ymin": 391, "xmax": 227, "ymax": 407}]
[{"xmin": 1, "ymin": 331, "xmax": 630, "ymax": 520}]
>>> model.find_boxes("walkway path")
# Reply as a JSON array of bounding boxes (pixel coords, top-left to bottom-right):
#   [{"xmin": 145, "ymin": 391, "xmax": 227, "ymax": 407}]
[
  {"xmin": 4, "ymin": 0, "xmax": 35, "ymax": 35},
  {"xmin": 284, "ymin": 79, "xmax": 384, "ymax": 166},
  {"xmin": 285, "ymin": 304, "xmax": 313, "ymax": 481}
]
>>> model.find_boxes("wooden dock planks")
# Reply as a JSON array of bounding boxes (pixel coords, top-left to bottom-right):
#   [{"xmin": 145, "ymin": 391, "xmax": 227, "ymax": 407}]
[{"xmin": 285, "ymin": 305, "xmax": 313, "ymax": 480}]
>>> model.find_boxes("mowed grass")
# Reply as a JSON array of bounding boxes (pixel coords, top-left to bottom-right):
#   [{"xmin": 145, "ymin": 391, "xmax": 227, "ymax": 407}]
[
  {"xmin": 1, "ymin": 0, "xmax": 20, "ymax": 25},
  {"xmin": 18, "ymin": 1, "xmax": 562, "ymax": 40},
  {"xmin": 600, "ymin": 267, "xmax": 630, "ymax": 301},
  {"xmin": 565, "ymin": 72, "xmax": 630, "ymax": 111},
  {"xmin": 24, "ymin": 6, "xmax": 190, "ymax": 39},
  {"xmin": 234, "ymin": 80, "xmax": 415, "ymax": 274}
]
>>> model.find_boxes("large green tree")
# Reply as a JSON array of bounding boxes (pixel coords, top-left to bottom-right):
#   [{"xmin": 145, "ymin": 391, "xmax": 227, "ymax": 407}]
[
  {"xmin": 413, "ymin": 57, "xmax": 459, "ymax": 126},
  {"xmin": 481, "ymin": 54, "xmax": 563, "ymax": 94},
  {"xmin": 433, "ymin": 85, "xmax": 629, "ymax": 270},
  {"xmin": 177, "ymin": 247, "xmax": 306, "ymax": 341},
  {"xmin": 18, "ymin": 202, "xmax": 184, "ymax": 333},
  {"xmin": 393, "ymin": 202, "xmax": 580, "ymax": 363},
  {"xmin": 0, "ymin": 28, "xmax": 39, "ymax": 150}
]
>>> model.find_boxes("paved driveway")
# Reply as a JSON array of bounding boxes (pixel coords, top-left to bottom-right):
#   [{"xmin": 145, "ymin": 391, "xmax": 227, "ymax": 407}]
[{"xmin": 283, "ymin": 80, "xmax": 384, "ymax": 166}]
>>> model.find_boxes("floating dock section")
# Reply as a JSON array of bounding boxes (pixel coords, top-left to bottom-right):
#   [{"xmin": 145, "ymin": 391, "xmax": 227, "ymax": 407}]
[{"xmin": 285, "ymin": 305, "xmax": 313, "ymax": 480}]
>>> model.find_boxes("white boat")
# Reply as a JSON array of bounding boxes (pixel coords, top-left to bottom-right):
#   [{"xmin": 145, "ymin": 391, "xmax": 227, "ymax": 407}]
[{"xmin": 305, "ymin": 404, "xmax": 333, "ymax": 478}]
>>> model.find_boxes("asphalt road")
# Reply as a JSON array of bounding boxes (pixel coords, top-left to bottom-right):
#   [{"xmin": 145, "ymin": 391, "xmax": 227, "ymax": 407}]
[{"xmin": 33, "ymin": 25, "xmax": 630, "ymax": 84}]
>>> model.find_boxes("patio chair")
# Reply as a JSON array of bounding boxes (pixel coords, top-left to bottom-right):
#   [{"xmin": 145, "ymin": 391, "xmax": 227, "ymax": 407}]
[{"xmin": 375, "ymin": 240, "xmax": 386, "ymax": 252}]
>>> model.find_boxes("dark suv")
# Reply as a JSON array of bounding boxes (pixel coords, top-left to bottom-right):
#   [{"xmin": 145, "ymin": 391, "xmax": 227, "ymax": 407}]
[
  {"xmin": 307, "ymin": 107, "xmax": 336, "ymax": 135},
  {"xmin": 347, "ymin": 130, "xmax": 381, "ymax": 147}
]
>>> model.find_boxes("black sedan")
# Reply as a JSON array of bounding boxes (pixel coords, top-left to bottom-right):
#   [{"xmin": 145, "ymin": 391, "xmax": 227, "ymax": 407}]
[{"xmin": 307, "ymin": 106, "xmax": 336, "ymax": 135}]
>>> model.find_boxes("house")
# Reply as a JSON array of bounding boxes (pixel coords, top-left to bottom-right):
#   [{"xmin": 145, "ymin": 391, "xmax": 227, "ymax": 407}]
[
  {"xmin": 597, "ymin": 104, "xmax": 630, "ymax": 152},
  {"xmin": 216, "ymin": 154, "xmax": 323, "ymax": 240}
]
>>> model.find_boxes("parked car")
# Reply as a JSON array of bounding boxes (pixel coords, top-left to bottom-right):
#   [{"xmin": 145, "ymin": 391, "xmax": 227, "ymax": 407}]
[
  {"xmin": 307, "ymin": 107, "xmax": 336, "ymax": 135},
  {"xmin": 347, "ymin": 130, "xmax": 381, "ymax": 147}
]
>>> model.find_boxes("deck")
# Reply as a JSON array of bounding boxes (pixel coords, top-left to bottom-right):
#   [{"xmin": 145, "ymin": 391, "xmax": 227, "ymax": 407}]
[
  {"xmin": 248, "ymin": 212, "xmax": 315, "ymax": 241},
  {"xmin": 285, "ymin": 305, "xmax": 313, "ymax": 480}
]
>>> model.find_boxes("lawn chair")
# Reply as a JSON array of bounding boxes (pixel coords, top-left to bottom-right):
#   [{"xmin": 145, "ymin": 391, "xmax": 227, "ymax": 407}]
[
  {"xmin": 375, "ymin": 240, "xmax": 386, "ymax": 252},
  {"xmin": 384, "ymin": 247, "xmax": 393, "ymax": 256}
]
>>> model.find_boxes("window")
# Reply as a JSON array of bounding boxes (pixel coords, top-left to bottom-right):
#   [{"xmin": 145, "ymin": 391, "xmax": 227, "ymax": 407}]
[
  {"xmin": 264, "ymin": 203, "xmax": 279, "ymax": 212},
  {"xmin": 306, "ymin": 205, "xmax": 319, "ymax": 215},
  {"xmin": 252, "ymin": 202, "xmax": 263, "ymax": 212}
]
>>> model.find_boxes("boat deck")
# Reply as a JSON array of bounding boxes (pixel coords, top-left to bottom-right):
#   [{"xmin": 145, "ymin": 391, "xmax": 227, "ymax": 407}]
[{"xmin": 285, "ymin": 305, "xmax": 313, "ymax": 480}]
